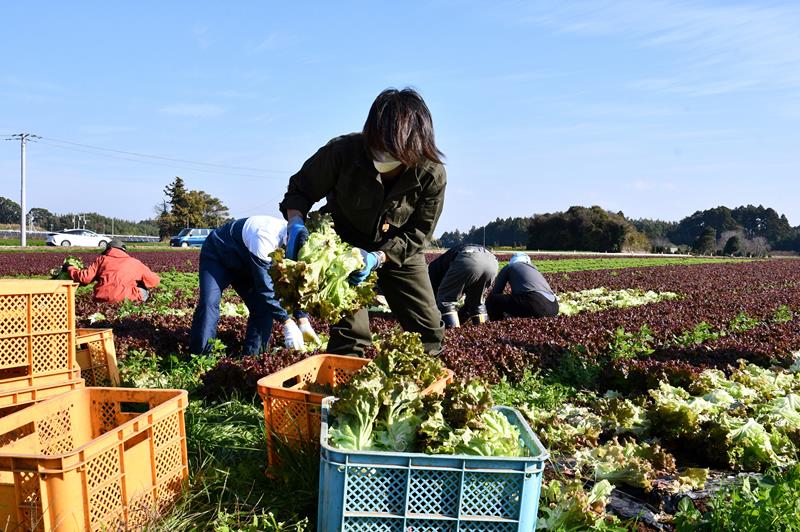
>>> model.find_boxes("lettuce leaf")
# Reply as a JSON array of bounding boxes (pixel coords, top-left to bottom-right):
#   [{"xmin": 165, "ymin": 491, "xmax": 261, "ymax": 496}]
[{"xmin": 269, "ymin": 213, "xmax": 376, "ymax": 323}]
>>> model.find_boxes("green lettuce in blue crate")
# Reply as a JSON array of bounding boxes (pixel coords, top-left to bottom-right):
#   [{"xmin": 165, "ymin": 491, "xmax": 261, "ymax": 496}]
[
  {"xmin": 329, "ymin": 330, "xmax": 438, "ymax": 452},
  {"xmin": 418, "ymin": 380, "xmax": 525, "ymax": 457},
  {"xmin": 328, "ymin": 330, "xmax": 525, "ymax": 456}
]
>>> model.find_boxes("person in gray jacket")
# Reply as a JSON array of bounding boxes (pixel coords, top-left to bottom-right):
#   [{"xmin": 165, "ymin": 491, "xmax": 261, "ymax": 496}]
[
  {"xmin": 428, "ymin": 243, "xmax": 498, "ymax": 328},
  {"xmin": 486, "ymin": 252, "xmax": 558, "ymax": 320}
]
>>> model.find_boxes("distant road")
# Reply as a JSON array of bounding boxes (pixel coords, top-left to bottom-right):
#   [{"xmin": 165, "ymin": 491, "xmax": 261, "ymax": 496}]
[{"xmin": 0, "ymin": 229, "xmax": 160, "ymax": 243}]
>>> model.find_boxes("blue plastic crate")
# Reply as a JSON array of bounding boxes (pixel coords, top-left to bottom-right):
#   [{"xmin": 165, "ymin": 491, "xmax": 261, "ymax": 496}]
[{"xmin": 318, "ymin": 397, "xmax": 549, "ymax": 532}]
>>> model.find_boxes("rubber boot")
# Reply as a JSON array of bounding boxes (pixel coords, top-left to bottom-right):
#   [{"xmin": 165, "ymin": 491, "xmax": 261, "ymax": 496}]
[
  {"xmin": 442, "ymin": 311, "xmax": 461, "ymax": 329},
  {"xmin": 470, "ymin": 313, "xmax": 488, "ymax": 325}
]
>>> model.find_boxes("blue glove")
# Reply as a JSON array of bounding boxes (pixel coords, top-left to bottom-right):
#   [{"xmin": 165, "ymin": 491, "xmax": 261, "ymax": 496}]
[
  {"xmin": 349, "ymin": 248, "xmax": 381, "ymax": 285},
  {"xmin": 286, "ymin": 216, "xmax": 309, "ymax": 260}
]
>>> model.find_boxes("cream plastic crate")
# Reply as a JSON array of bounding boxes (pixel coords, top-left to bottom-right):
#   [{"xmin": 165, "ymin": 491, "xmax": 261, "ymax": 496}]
[
  {"xmin": 75, "ymin": 328, "xmax": 119, "ymax": 387},
  {"xmin": 0, "ymin": 387, "xmax": 189, "ymax": 531},
  {"xmin": 0, "ymin": 378, "xmax": 85, "ymax": 418},
  {"xmin": 0, "ymin": 281, "xmax": 78, "ymax": 391}
]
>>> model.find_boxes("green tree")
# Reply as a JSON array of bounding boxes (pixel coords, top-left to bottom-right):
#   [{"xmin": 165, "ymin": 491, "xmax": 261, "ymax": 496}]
[
  {"xmin": 184, "ymin": 190, "xmax": 230, "ymax": 228},
  {"xmin": 669, "ymin": 207, "xmax": 740, "ymax": 245},
  {"xmin": 723, "ymin": 235, "xmax": 742, "ymax": 256},
  {"xmin": 27, "ymin": 207, "xmax": 56, "ymax": 231},
  {"xmin": 527, "ymin": 206, "xmax": 643, "ymax": 252},
  {"xmin": 157, "ymin": 178, "xmax": 229, "ymax": 236},
  {"xmin": 622, "ymin": 229, "xmax": 651, "ymax": 252},
  {"xmin": 694, "ymin": 227, "xmax": 717, "ymax": 254},
  {"xmin": 630, "ymin": 218, "xmax": 678, "ymax": 242},
  {"xmin": 0, "ymin": 197, "xmax": 21, "ymax": 224},
  {"xmin": 438, "ymin": 228, "xmax": 465, "ymax": 248},
  {"xmin": 731, "ymin": 204, "xmax": 793, "ymax": 243}
]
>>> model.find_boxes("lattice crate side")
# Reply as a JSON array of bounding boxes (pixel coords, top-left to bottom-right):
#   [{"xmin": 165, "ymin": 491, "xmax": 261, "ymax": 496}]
[
  {"xmin": 75, "ymin": 329, "xmax": 119, "ymax": 387},
  {"xmin": 317, "ymin": 400, "xmax": 549, "ymax": 532},
  {"xmin": 265, "ymin": 395, "xmax": 322, "ymax": 470},
  {"xmin": 85, "ymin": 445, "xmax": 125, "ymax": 531},
  {"xmin": 0, "ymin": 282, "xmax": 77, "ymax": 388},
  {"xmin": 29, "ymin": 292, "xmax": 70, "ymax": 334},
  {"xmin": 258, "ymin": 355, "xmax": 370, "ymax": 469},
  {"xmin": 0, "ymin": 336, "xmax": 28, "ymax": 371},
  {"xmin": 0, "ymin": 293, "xmax": 28, "ymax": 337},
  {"xmin": 342, "ymin": 516, "xmax": 405, "ymax": 532}
]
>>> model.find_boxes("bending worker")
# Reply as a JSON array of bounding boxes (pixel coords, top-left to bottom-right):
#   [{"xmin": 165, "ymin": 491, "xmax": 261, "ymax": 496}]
[
  {"xmin": 280, "ymin": 87, "xmax": 446, "ymax": 356},
  {"xmin": 486, "ymin": 252, "xmax": 559, "ymax": 320},
  {"xmin": 428, "ymin": 243, "xmax": 498, "ymax": 328},
  {"xmin": 66, "ymin": 239, "xmax": 160, "ymax": 303},
  {"xmin": 189, "ymin": 215, "xmax": 319, "ymax": 356}
]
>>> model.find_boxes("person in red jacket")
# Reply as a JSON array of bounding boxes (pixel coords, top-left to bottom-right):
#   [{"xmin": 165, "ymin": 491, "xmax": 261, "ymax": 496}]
[{"xmin": 66, "ymin": 240, "xmax": 161, "ymax": 303}]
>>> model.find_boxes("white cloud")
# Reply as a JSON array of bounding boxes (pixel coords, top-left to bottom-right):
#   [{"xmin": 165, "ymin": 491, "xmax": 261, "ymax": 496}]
[
  {"xmin": 522, "ymin": 1, "xmax": 800, "ymax": 94},
  {"xmin": 159, "ymin": 103, "xmax": 225, "ymax": 118}
]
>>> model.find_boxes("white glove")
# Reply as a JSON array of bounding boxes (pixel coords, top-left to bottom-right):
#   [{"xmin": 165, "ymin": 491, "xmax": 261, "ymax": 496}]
[
  {"xmin": 282, "ymin": 319, "xmax": 305, "ymax": 351},
  {"xmin": 298, "ymin": 317, "xmax": 320, "ymax": 345}
]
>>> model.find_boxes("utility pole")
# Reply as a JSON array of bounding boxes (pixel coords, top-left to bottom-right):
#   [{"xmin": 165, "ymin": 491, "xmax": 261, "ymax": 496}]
[{"xmin": 5, "ymin": 133, "xmax": 39, "ymax": 246}]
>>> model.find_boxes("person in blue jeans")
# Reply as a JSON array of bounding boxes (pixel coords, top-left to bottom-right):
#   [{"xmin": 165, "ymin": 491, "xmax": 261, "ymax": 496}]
[{"xmin": 189, "ymin": 215, "xmax": 319, "ymax": 355}]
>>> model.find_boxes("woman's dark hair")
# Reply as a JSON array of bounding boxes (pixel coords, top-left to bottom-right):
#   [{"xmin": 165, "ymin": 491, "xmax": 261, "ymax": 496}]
[{"xmin": 363, "ymin": 88, "xmax": 444, "ymax": 167}]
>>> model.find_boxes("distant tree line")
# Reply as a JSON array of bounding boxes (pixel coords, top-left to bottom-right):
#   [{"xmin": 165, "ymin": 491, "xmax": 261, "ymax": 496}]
[
  {"xmin": 438, "ymin": 204, "xmax": 800, "ymax": 255},
  {"xmin": 0, "ymin": 176, "xmax": 232, "ymax": 240},
  {"xmin": 0, "ymin": 196, "xmax": 158, "ymax": 235}
]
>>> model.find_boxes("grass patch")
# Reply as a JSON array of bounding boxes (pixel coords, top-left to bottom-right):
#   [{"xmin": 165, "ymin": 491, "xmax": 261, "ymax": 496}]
[
  {"xmin": 675, "ymin": 465, "xmax": 800, "ymax": 531},
  {"xmin": 500, "ymin": 256, "xmax": 750, "ymax": 273}
]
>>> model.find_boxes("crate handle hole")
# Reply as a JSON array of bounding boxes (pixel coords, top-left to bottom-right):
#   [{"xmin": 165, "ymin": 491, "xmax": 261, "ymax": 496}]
[
  {"xmin": 281, "ymin": 376, "xmax": 300, "ymax": 388},
  {"xmin": 0, "ymin": 366, "xmax": 30, "ymax": 380},
  {"xmin": 120, "ymin": 401, "xmax": 150, "ymax": 414}
]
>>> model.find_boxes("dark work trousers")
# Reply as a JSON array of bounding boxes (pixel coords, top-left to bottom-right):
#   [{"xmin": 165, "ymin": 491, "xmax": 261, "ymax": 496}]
[
  {"xmin": 486, "ymin": 291, "xmax": 559, "ymax": 320},
  {"xmin": 189, "ymin": 219, "xmax": 289, "ymax": 356},
  {"xmin": 435, "ymin": 247, "xmax": 498, "ymax": 317},
  {"xmin": 326, "ymin": 253, "xmax": 444, "ymax": 357}
]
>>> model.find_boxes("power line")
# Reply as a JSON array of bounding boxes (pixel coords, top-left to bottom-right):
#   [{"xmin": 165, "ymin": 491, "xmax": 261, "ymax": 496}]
[
  {"xmin": 36, "ymin": 139, "xmax": 288, "ymax": 180},
  {"xmin": 39, "ymin": 136, "xmax": 290, "ymax": 174},
  {"xmin": 236, "ymin": 194, "xmax": 285, "ymax": 216}
]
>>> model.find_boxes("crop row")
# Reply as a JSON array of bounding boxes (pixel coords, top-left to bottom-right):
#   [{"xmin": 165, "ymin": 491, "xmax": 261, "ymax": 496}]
[
  {"xmin": 195, "ymin": 260, "xmax": 800, "ymax": 397},
  {"xmin": 0, "ymin": 249, "xmax": 743, "ymax": 277},
  {"xmin": 5, "ymin": 252, "xmax": 796, "ymax": 399}
]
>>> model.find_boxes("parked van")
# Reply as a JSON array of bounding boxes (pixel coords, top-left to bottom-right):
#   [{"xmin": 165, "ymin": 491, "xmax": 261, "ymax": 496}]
[{"xmin": 170, "ymin": 228, "xmax": 212, "ymax": 248}]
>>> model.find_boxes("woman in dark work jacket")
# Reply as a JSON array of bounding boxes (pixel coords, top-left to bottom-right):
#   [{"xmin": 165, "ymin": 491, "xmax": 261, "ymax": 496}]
[{"xmin": 279, "ymin": 88, "xmax": 446, "ymax": 356}]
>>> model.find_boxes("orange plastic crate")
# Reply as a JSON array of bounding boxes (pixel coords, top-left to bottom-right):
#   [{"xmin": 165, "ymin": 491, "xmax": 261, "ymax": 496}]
[
  {"xmin": 0, "ymin": 378, "xmax": 85, "ymax": 418},
  {"xmin": 75, "ymin": 329, "xmax": 119, "ymax": 387},
  {"xmin": 0, "ymin": 281, "xmax": 78, "ymax": 391},
  {"xmin": 0, "ymin": 387, "xmax": 189, "ymax": 531},
  {"xmin": 257, "ymin": 354, "xmax": 454, "ymax": 469}
]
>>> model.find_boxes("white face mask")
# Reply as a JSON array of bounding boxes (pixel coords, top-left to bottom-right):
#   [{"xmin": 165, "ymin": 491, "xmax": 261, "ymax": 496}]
[{"xmin": 373, "ymin": 152, "xmax": 402, "ymax": 173}]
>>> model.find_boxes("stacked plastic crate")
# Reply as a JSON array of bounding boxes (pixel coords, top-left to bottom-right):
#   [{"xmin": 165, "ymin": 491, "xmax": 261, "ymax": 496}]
[
  {"xmin": 0, "ymin": 280, "xmax": 189, "ymax": 531},
  {"xmin": 0, "ymin": 280, "xmax": 83, "ymax": 416}
]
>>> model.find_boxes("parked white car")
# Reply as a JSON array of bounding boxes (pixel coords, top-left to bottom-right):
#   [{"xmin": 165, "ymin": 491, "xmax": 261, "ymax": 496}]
[{"xmin": 46, "ymin": 229, "xmax": 111, "ymax": 248}]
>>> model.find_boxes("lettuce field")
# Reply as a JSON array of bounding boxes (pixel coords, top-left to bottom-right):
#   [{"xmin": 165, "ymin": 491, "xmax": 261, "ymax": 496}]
[{"xmin": 2, "ymin": 250, "xmax": 799, "ymax": 530}]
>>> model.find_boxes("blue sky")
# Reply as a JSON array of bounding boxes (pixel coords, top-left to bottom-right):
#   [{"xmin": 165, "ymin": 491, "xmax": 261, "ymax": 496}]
[{"xmin": 2, "ymin": 1, "xmax": 799, "ymax": 234}]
